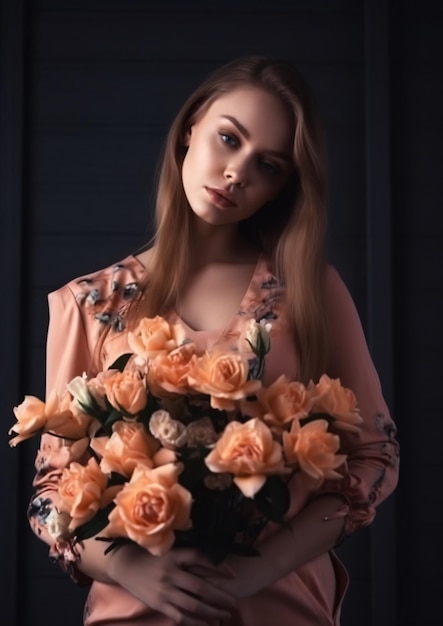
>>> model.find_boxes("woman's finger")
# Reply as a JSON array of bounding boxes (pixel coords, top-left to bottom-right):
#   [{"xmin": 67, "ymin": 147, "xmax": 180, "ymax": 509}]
[
  {"xmin": 172, "ymin": 569, "xmax": 237, "ymax": 613},
  {"xmin": 170, "ymin": 586, "xmax": 233, "ymax": 622}
]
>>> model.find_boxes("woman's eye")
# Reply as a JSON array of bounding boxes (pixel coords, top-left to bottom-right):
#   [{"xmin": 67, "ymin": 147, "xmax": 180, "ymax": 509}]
[
  {"xmin": 220, "ymin": 133, "xmax": 238, "ymax": 147},
  {"xmin": 260, "ymin": 160, "xmax": 280, "ymax": 175}
]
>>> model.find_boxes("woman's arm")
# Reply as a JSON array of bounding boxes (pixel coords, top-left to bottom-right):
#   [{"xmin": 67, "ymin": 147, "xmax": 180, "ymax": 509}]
[
  {"xmin": 206, "ymin": 266, "xmax": 399, "ymax": 598},
  {"xmin": 203, "ymin": 493, "xmax": 346, "ymax": 599},
  {"xmin": 31, "ymin": 281, "xmax": 236, "ymax": 624},
  {"xmin": 75, "ymin": 538, "xmax": 236, "ymax": 624},
  {"xmin": 28, "ymin": 285, "xmax": 96, "ymax": 558}
]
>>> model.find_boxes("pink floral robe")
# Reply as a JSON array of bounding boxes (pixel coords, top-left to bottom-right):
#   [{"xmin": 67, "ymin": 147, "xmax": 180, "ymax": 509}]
[{"xmin": 28, "ymin": 254, "xmax": 399, "ymax": 625}]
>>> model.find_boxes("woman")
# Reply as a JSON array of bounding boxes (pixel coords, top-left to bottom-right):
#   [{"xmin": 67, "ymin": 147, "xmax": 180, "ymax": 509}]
[{"xmin": 28, "ymin": 56, "xmax": 399, "ymax": 625}]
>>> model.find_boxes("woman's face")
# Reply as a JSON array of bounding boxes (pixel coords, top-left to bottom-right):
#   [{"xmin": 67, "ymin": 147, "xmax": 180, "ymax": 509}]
[{"xmin": 181, "ymin": 86, "xmax": 295, "ymax": 226}]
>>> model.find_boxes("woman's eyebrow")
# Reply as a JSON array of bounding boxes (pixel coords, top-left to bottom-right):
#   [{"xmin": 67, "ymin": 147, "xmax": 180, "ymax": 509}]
[
  {"xmin": 220, "ymin": 114, "xmax": 250, "ymax": 138},
  {"xmin": 219, "ymin": 114, "xmax": 292, "ymax": 162}
]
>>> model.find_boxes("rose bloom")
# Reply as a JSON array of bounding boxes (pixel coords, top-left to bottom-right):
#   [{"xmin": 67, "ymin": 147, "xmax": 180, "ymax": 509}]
[
  {"xmin": 147, "ymin": 343, "xmax": 196, "ymax": 396},
  {"xmin": 99, "ymin": 421, "xmax": 159, "ymax": 478},
  {"xmin": 187, "ymin": 350, "xmax": 262, "ymax": 411},
  {"xmin": 152, "ymin": 447, "xmax": 177, "ymax": 467},
  {"xmin": 9, "ymin": 395, "xmax": 50, "ymax": 446},
  {"xmin": 9, "ymin": 390, "xmax": 92, "ymax": 447},
  {"xmin": 149, "ymin": 410, "xmax": 187, "ymax": 449},
  {"xmin": 255, "ymin": 374, "xmax": 313, "ymax": 429},
  {"xmin": 283, "ymin": 418, "xmax": 347, "ymax": 490},
  {"xmin": 58, "ymin": 457, "xmax": 117, "ymax": 528},
  {"xmin": 128, "ymin": 316, "xmax": 187, "ymax": 359},
  {"xmin": 204, "ymin": 472, "xmax": 233, "ymax": 491},
  {"xmin": 105, "ymin": 463, "xmax": 192, "ymax": 556},
  {"xmin": 186, "ymin": 417, "xmax": 218, "ymax": 447},
  {"xmin": 87, "ymin": 369, "xmax": 121, "ymax": 409},
  {"xmin": 46, "ymin": 402, "xmax": 94, "ymax": 441},
  {"xmin": 104, "ymin": 369, "xmax": 147, "ymax": 416},
  {"xmin": 310, "ymin": 374, "xmax": 363, "ymax": 433},
  {"xmin": 205, "ymin": 418, "xmax": 286, "ymax": 498}
]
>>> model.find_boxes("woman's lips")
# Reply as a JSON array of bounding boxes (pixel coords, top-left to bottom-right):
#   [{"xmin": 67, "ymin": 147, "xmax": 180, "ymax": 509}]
[{"xmin": 205, "ymin": 187, "xmax": 237, "ymax": 208}]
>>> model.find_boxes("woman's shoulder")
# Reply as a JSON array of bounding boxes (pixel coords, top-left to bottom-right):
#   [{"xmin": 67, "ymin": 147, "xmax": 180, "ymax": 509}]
[
  {"xmin": 324, "ymin": 263, "xmax": 356, "ymax": 306},
  {"xmin": 51, "ymin": 254, "xmax": 145, "ymax": 300},
  {"xmin": 49, "ymin": 254, "xmax": 146, "ymax": 332}
]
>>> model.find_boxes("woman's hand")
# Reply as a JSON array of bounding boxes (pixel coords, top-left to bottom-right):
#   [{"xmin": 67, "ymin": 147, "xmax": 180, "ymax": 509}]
[
  {"xmin": 191, "ymin": 553, "xmax": 275, "ymax": 600},
  {"xmin": 107, "ymin": 543, "xmax": 237, "ymax": 625}
]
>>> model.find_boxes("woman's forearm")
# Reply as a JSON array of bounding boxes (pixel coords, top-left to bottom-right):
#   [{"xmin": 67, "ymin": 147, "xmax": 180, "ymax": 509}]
[
  {"xmin": 204, "ymin": 494, "xmax": 347, "ymax": 599},
  {"xmin": 75, "ymin": 534, "xmax": 135, "ymax": 583},
  {"xmin": 259, "ymin": 494, "xmax": 346, "ymax": 581}
]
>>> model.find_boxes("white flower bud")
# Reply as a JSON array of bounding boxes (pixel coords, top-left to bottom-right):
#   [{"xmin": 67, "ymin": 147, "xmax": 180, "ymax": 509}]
[
  {"xmin": 67, "ymin": 374, "xmax": 94, "ymax": 411},
  {"xmin": 245, "ymin": 319, "xmax": 271, "ymax": 354}
]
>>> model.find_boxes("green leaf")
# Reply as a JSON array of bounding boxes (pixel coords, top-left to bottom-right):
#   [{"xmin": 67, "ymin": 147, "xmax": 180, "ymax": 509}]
[
  {"xmin": 96, "ymin": 536, "xmax": 132, "ymax": 555},
  {"xmin": 77, "ymin": 396, "xmax": 106, "ymax": 420},
  {"xmin": 103, "ymin": 410, "xmax": 123, "ymax": 430},
  {"xmin": 108, "ymin": 353, "xmax": 132, "ymax": 372},
  {"xmin": 244, "ymin": 338, "xmax": 255, "ymax": 352},
  {"xmin": 108, "ymin": 472, "xmax": 128, "ymax": 486}
]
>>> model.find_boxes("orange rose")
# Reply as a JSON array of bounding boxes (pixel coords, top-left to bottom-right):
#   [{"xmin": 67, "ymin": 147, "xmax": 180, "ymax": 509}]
[
  {"xmin": 255, "ymin": 374, "xmax": 313, "ymax": 429},
  {"xmin": 282, "ymin": 418, "xmax": 346, "ymax": 490},
  {"xmin": 99, "ymin": 421, "xmax": 159, "ymax": 477},
  {"xmin": 128, "ymin": 316, "xmax": 187, "ymax": 359},
  {"xmin": 147, "ymin": 343, "xmax": 196, "ymax": 396},
  {"xmin": 9, "ymin": 395, "xmax": 49, "ymax": 446},
  {"xmin": 310, "ymin": 374, "xmax": 363, "ymax": 433},
  {"xmin": 105, "ymin": 463, "xmax": 192, "ymax": 555},
  {"xmin": 45, "ymin": 390, "xmax": 94, "ymax": 440},
  {"xmin": 104, "ymin": 370, "xmax": 147, "ymax": 416},
  {"xmin": 8, "ymin": 390, "xmax": 92, "ymax": 447},
  {"xmin": 186, "ymin": 417, "xmax": 218, "ymax": 447},
  {"xmin": 58, "ymin": 457, "xmax": 116, "ymax": 528},
  {"xmin": 87, "ymin": 370, "xmax": 120, "ymax": 408},
  {"xmin": 152, "ymin": 447, "xmax": 177, "ymax": 467},
  {"xmin": 205, "ymin": 418, "xmax": 286, "ymax": 498},
  {"xmin": 187, "ymin": 351, "xmax": 262, "ymax": 411}
]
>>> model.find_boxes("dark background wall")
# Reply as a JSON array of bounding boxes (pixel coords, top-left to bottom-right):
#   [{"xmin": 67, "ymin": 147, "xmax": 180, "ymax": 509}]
[{"xmin": 0, "ymin": 1, "xmax": 441, "ymax": 625}]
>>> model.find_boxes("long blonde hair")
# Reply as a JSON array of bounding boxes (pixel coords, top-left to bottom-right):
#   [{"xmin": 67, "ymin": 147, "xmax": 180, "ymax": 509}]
[{"xmin": 128, "ymin": 56, "xmax": 329, "ymax": 382}]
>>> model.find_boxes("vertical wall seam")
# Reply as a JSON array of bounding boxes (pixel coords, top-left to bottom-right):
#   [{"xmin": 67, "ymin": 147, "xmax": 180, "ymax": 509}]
[
  {"xmin": 0, "ymin": 0, "xmax": 27, "ymax": 624},
  {"xmin": 364, "ymin": 1, "xmax": 397, "ymax": 625}
]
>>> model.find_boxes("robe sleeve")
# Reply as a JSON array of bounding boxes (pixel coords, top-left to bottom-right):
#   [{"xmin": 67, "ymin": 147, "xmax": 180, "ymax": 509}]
[
  {"xmin": 46, "ymin": 285, "xmax": 95, "ymax": 397},
  {"xmin": 28, "ymin": 285, "xmax": 96, "ymax": 582},
  {"xmin": 313, "ymin": 265, "xmax": 400, "ymax": 538},
  {"xmin": 26, "ymin": 257, "xmax": 142, "ymax": 581}
]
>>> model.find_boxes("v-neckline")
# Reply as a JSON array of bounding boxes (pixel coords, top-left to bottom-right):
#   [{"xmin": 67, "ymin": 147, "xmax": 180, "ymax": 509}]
[{"xmin": 129, "ymin": 252, "xmax": 263, "ymax": 340}]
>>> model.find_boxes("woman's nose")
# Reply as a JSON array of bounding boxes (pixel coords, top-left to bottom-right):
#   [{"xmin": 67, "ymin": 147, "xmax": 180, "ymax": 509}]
[{"xmin": 224, "ymin": 158, "xmax": 248, "ymax": 188}]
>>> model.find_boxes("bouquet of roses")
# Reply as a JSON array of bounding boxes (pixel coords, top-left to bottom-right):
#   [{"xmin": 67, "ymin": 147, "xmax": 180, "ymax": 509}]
[{"xmin": 9, "ymin": 316, "xmax": 363, "ymax": 564}]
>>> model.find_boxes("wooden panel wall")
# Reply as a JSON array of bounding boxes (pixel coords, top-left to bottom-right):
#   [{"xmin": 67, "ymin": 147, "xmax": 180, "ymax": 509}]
[
  {"xmin": 391, "ymin": 1, "xmax": 443, "ymax": 624},
  {"xmin": 2, "ymin": 0, "xmax": 440, "ymax": 624}
]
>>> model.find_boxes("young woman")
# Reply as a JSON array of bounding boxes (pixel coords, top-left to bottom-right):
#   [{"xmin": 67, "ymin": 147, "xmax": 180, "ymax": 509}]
[{"xmin": 29, "ymin": 56, "xmax": 399, "ymax": 625}]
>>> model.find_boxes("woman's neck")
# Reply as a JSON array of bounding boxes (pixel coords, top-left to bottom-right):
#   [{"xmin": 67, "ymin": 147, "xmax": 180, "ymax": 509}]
[{"xmin": 189, "ymin": 219, "xmax": 260, "ymax": 267}]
